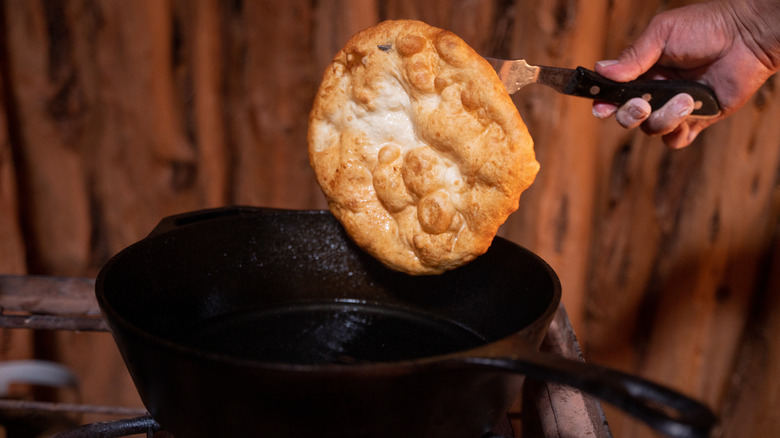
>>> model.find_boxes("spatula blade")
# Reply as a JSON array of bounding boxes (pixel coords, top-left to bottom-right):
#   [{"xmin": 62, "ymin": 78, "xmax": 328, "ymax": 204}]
[{"xmin": 485, "ymin": 58, "xmax": 576, "ymax": 95}]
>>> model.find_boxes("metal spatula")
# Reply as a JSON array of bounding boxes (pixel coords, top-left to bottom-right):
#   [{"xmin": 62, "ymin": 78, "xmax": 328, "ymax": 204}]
[{"xmin": 485, "ymin": 58, "xmax": 720, "ymax": 117}]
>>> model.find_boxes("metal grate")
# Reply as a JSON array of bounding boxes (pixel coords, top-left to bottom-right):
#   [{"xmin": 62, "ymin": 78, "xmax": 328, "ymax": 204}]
[
  {"xmin": 51, "ymin": 415, "xmax": 167, "ymax": 438},
  {"xmin": 0, "ymin": 275, "xmax": 159, "ymax": 437}
]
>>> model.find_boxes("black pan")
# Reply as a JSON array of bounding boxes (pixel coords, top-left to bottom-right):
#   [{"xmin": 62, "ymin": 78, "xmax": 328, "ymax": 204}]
[{"xmin": 95, "ymin": 207, "xmax": 715, "ymax": 438}]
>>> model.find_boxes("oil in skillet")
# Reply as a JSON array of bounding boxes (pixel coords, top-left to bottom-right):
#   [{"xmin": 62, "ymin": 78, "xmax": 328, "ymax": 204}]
[{"xmin": 177, "ymin": 302, "xmax": 487, "ymax": 365}]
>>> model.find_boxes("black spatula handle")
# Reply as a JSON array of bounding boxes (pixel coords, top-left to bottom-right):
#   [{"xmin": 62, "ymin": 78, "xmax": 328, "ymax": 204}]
[{"xmin": 565, "ymin": 66, "xmax": 721, "ymax": 117}]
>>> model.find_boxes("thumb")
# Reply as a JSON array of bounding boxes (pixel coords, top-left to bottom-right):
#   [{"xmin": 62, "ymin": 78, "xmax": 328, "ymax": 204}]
[{"xmin": 595, "ymin": 20, "xmax": 667, "ymax": 82}]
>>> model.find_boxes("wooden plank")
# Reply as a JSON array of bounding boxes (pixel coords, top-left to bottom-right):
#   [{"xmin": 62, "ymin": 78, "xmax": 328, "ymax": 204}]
[
  {"xmin": 576, "ymin": 1, "xmax": 666, "ymax": 434},
  {"xmin": 176, "ymin": 0, "xmax": 230, "ymax": 208},
  {"xmin": 0, "ymin": 49, "xmax": 34, "ymax": 364},
  {"xmin": 496, "ymin": 0, "xmax": 609, "ymax": 336},
  {"xmin": 0, "ymin": 65, "xmax": 26, "ymax": 276},
  {"xmin": 221, "ymin": 0, "xmax": 326, "ymax": 209},
  {"xmin": 2, "ymin": 0, "xmax": 92, "ymax": 276},
  {"xmin": 2, "ymin": 0, "xmax": 191, "ymax": 420},
  {"xmin": 0, "ymin": 275, "xmax": 103, "ymax": 331},
  {"xmin": 718, "ymin": 237, "xmax": 780, "ymax": 438},
  {"xmin": 582, "ymin": 1, "xmax": 780, "ymax": 435},
  {"xmin": 381, "ymin": 0, "xmax": 497, "ymax": 51},
  {"xmin": 0, "ymin": 275, "xmax": 97, "ymax": 315},
  {"xmin": 600, "ymin": 77, "xmax": 780, "ymax": 438},
  {"xmin": 85, "ymin": 0, "xmax": 206, "ymax": 258},
  {"xmin": 520, "ymin": 306, "xmax": 612, "ymax": 438},
  {"xmin": 314, "ymin": 0, "xmax": 379, "ymax": 74}
]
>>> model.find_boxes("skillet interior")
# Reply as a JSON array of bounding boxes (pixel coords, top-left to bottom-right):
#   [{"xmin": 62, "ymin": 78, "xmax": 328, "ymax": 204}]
[{"xmin": 97, "ymin": 207, "xmax": 561, "ymax": 365}]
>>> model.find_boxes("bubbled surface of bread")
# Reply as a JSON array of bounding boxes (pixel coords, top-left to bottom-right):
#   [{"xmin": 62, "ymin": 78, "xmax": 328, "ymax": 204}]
[{"xmin": 308, "ymin": 20, "xmax": 539, "ymax": 275}]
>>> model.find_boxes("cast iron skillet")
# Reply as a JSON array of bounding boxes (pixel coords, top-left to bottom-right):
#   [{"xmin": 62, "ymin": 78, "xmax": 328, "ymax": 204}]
[{"xmin": 96, "ymin": 207, "xmax": 716, "ymax": 438}]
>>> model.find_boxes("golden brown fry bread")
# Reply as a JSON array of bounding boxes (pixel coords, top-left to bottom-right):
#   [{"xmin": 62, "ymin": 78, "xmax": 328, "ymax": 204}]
[{"xmin": 308, "ymin": 20, "xmax": 538, "ymax": 275}]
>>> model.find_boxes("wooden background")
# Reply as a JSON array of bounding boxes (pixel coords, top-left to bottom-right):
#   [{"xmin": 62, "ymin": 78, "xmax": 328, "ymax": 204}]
[{"xmin": 0, "ymin": 0, "xmax": 777, "ymax": 436}]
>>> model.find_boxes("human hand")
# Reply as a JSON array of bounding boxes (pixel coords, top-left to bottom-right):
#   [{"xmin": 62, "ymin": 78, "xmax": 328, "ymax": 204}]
[{"xmin": 592, "ymin": 0, "xmax": 780, "ymax": 148}]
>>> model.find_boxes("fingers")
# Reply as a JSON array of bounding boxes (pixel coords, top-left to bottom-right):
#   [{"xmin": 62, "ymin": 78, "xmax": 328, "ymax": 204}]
[
  {"xmin": 642, "ymin": 93, "xmax": 695, "ymax": 136},
  {"xmin": 661, "ymin": 124, "xmax": 692, "ymax": 150},
  {"xmin": 593, "ymin": 97, "xmax": 653, "ymax": 130},
  {"xmin": 615, "ymin": 98, "xmax": 652, "ymax": 129},
  {"xmin": 593, "ymin": 93, "xmax": 700, "ymax": 148},
  {"xmin": 592, "ymin": 101, "xmax": 617, "ymax": 119},
  {"xmin": 594, "ymin": 17, "xmax": 668, "ymax": 82}
]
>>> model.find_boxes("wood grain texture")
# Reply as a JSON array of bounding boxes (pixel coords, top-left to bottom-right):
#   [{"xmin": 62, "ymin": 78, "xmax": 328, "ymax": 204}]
[
  {"xmin": 0, "ymin": 41, "xmax": 33, "ymax": 364},
  {"xmin": 497, "ymin": 0, "xmax": 609, "ymax": 337},
  {"xmin": 0, "ymin": 0, "xmax": 777, "ymax": 436},
  {"xmin": 0, "ymin": 68, "xmax": 26, "ymax": 276},
  {"xmin": 718, "ymin": 236, "xmax": 780, "ymax": 438},
  {"xmin": 584, "ymin": 74, "xmax": 780, "ymax": 438}
]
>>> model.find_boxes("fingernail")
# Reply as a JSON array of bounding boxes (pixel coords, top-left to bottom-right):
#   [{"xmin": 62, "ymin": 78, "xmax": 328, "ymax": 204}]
[
  {"xmin": 677, "ymin": 104, "xmax": 694, "ymax": 118},
  {"xmin": 592, "ymin": 104, "xmax": 616, "ymax": 118},
  {"xmin": 596, "ymin": 59, "xmax": 619, "ymax": 68},
  {"xmin": 673, "ymin": 97, "xmax": 694, "ymax": 117},
  {"xmin": 628, "ymin": 104, "xmax": 649, "ymax": 121}
]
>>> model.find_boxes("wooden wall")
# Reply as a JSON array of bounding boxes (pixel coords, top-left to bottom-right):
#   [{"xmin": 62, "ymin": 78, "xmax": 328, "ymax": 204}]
[{"xmin": 0, "ymin": 0, "xmax": 777, "ymax": 436}]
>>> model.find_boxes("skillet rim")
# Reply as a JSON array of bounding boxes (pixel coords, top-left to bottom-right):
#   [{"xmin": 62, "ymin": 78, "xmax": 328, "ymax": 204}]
[{"xmin": 95, "ymin": 207, "xmax": 562, "ymax": 373}]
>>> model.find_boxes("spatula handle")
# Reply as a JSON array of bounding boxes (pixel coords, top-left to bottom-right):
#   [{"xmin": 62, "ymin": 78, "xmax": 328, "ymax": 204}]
[{"xmin": 565, "ymin": 66, "xmax": 721, "ymax": 117}]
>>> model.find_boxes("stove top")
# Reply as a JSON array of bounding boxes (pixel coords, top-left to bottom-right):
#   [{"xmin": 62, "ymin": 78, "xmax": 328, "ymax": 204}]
[{"xmin": 0, "ymin": 274, "xmax": 611, "ymax": 437}]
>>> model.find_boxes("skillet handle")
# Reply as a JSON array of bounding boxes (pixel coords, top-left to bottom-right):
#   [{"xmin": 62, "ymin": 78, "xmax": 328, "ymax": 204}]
[{"xmin": 447, "ymin": 354, "xmax": 716, "ymax": 438}]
